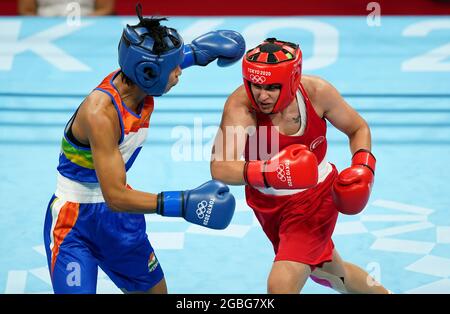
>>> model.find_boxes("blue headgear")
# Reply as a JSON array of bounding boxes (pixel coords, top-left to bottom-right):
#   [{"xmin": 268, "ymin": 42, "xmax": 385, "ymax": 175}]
[{"xmin": 118, "ymin": 5, "xmax": 184, "ymax": 96}]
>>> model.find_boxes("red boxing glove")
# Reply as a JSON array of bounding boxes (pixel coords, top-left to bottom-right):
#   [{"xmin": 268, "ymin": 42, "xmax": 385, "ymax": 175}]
[
  {"xmin": 332, "ymin": 149, "xmax": 376, "ymax": 215},
  {"xmin": 244, "ymin": 144, "xmax": 318, "ymax": 190}
]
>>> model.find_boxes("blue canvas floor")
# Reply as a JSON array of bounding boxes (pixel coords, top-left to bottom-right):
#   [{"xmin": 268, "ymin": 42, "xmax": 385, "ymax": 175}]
[{"xmin": 1, "ymin": 16, "xmax": 450, "ymax": 294}]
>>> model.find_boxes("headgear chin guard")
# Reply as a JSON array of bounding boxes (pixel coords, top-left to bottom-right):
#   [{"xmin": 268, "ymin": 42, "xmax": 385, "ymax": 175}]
[
  {"xmin": 118, "ymin": 4, "xmax": 184, "ymax": 96},
  {"xmin": 242, "ymin": 38, "xmax": 302, "ymax": 113}
]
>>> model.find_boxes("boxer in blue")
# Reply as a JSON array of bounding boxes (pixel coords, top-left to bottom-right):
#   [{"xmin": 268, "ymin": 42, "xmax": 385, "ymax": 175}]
[{"xmin": 43, "ymin": 4, "xmax": 244, "ymax": 294}]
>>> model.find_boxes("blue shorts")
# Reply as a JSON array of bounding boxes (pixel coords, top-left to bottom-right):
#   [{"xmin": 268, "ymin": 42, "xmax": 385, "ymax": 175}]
[{"xmin": 43, "ymin": 195, "xmax": 164, "ymax": 293}]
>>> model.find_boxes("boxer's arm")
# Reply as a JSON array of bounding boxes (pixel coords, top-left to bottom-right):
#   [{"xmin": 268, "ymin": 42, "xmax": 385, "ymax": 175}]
[
  {"xmin": 79, "ymin": 98, "xmax": 158, "ymax": 213},
  {"xmin": 309, "ymin": 77, "xmax": 375, "ymax": 215},
  {"xmin": 316, "ymin": 77, "xmax": 371, "ymax": 153},
  {"xmin": 81, "ymin": 98, "xmax": 236, "ymax": 227},
  {"xmin": 210, "ymin": 86, "xmax": 255, "ymax": 185}
]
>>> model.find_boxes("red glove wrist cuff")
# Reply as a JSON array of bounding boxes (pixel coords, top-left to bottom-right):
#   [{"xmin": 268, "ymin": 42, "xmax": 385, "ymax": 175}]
[
  {"xmin": 352, "ymin": 149, "xmax": 376, "ymax": 173},
  {"xmin": 244, "ymin": 161, "xmax": 267, "ymax": 188}
]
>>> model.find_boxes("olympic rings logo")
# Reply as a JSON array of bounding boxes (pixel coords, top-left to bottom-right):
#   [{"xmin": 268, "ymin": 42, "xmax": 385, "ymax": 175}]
[
  {"xmin": 276, "ymin": 164, "xmax": 286, "ymax": 182},
  {"xmin": 310, "ymin": 136, "xmax": 325, "ymax": 151},
  {"xmin": 196, "ymin": 200, "xmax": 208, "ymax": 219},
  {"xmin": 249, "ymin": 74, "xmax": 266, "ymax": 84}
]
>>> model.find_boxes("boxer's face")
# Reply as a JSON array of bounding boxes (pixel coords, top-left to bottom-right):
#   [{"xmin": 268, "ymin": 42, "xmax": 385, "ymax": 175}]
[
  {"xmin": 250, "ymin": 83, "xmax": 281, "ymax": 114},
  {"xmin": 164, "ymin": 66, "xmax": 182, "ymax": 93}
]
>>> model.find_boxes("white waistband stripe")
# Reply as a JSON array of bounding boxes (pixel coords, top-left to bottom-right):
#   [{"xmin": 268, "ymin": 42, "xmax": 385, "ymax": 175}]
[{"xmin": 55, "ymin": 173, "xmax": 105, "ymax": 203}]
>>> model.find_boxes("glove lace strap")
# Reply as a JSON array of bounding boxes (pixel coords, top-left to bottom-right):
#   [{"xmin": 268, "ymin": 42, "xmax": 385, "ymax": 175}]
[
  {"xmin": 181, "ymin": 191, "xmax": 186, "ymax": 218},
  {"xmin": 352, "ymin": 149, "xmax": 376, "ymax": 174},
  {"xmin": 243, "ymin": 161, "xmax": 250, "ymax": 185},
  {"xmin": 157, "ymin": 192, "xmax": 164, "ymax": 215},
  {"xmin": 244, "ymin": 161, "xmax": 268, "ymax": 188}
]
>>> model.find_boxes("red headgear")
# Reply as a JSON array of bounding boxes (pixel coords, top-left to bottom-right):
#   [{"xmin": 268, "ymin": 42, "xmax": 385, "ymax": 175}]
[{"xmin": 242, "ymin": 38, "xmax": 302, "ymax": 113}]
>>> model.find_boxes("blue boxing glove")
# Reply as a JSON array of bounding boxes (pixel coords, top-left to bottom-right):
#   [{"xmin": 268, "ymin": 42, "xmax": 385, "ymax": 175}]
[
  {"xmin": 181, "ymin": 30, "xmax": 245, "ymax": 69},
  {"xmin": 156, "ymin": 180, "xmax": 236, "ymax": 230}
]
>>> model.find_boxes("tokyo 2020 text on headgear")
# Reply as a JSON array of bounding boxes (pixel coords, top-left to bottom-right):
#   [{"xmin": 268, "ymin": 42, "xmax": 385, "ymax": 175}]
[
  {"xmin": 118, "ymin": 4, "xmax": 184, "ymax": 96},
  {"xmin": 242, "ymin": 38, "xmax": 302, "ymax": 113}
]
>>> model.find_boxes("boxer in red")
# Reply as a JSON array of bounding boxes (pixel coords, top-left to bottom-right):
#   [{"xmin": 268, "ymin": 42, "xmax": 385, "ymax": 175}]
[{"xmin": 210, "ymin": 38, "xmax": 390, "ymax": 294}]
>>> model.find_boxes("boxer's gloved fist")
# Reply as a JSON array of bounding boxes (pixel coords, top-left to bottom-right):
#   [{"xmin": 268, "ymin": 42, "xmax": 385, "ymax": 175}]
[
  {"xmin": 181, "ymin": 30, "xmax": 245, "ymax": 69},
  {"xmin": 332, "ymin": 149, "xmax": 376, "ymax": 215},
  {"xmin": 244, "ymin": 144, "xmax": 319, "ymax": 190},
  {"xmin": 156, "ymin": 180, "xmax": 236, "ymax": 230}
]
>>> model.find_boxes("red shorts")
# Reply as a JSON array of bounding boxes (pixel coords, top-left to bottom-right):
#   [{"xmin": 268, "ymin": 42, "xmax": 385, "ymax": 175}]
[{"xmin": 245, "ymin": 163, "xmax": 339, "ymax": 267}]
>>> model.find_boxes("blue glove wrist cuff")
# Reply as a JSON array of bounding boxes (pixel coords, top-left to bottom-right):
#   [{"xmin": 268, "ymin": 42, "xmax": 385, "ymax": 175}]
[
  {"xmin": 180, "ymin": 45, "xmax": 195, "ymax": 69},
  {"xmin": 158, "ymin": 191, "xmax": 184, "ymax": 217}
]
